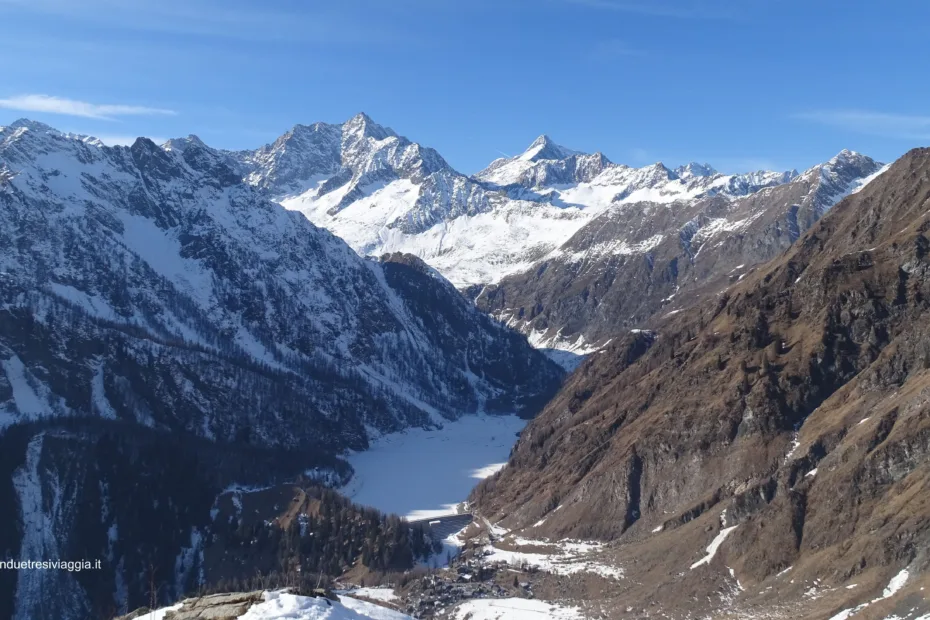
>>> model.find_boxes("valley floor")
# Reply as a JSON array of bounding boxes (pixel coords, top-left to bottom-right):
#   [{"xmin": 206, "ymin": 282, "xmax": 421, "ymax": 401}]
[{"xmin": 341, "ymin": 414, "xmax": 526, "ymax": 521}]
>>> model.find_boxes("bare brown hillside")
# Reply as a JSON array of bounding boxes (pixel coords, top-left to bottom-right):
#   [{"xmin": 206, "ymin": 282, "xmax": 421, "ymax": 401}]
[{"xmin": 471, "ymin": 148, "xmax": 930, "ymax": 618}]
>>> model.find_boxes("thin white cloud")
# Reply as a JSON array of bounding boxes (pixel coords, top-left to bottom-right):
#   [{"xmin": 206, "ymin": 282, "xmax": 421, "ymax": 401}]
[
  {"xmin": 794, "ymin": 109, "xmax": 930, "ymax": 141},
  {"xmin": 0, "ymin": 94, "xmax": 176, "ymax": 121}
]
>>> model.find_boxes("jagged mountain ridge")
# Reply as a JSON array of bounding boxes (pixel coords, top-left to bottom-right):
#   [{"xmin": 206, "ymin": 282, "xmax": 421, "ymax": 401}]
[
  {"xmin": 472, "ymin": 149, "xmax": 885, "ymax": 356},
  {"xmin": 182, "ymin": 114, "xmax": 811, "ymax": 288},
  {"xmin": 0, "ymin": 119, "xmax": 562, "ymax": 620},
  {"xmin": 0, "ymin": 119, "xmax": 561, "ymax": 437},
  {"xmin": 474, "ymin": 135, "xmax": 795, "ymax": 200},
  {"xmin": 470, "ymin": 147, "xmax": 930, "ymax": 618},
  {"xmin": 171, "ymin": 112, "xmax": 492, "ymax": 239}
]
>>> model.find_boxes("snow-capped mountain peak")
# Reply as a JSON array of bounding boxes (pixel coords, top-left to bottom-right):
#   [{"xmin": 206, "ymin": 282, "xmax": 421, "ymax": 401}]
[
  {"xmin": 825, "ymin": 148, "xmax": 869, "ymax": 168},
  {"xmin": 7, "ymin": 118, "xmax": 58, "ymax": 133},
  {"xmin": 342, "ymin": 111, "xmax": 397, "ymax": 142},
  {"xmin": 226, "ymin": 114, "xmax": 491, "ymax": 241},
  {"xmin": 146, "ymin": 117, "xmax": 880, "ymax": 291},
  {"xmin": 675, "ymin": 162, "xmax": 718, "ymax": 179},
  {"xmin": 520, "ymin": 134, "xmax": 583, "ymax": 162},
  {"xmin": 1, "ymin": 119, "xmax": 64, "ymax": 149},
  {"xmin": 474, "ymin": 135, "xmax": 608, "ymax": 188},
  {"xmin": 163, "ymin": 133, "xmax": 209, "ymax": 152},
  {"xmin": 791, "ymin": 149, "xmax": 883, "ymax": 216}
]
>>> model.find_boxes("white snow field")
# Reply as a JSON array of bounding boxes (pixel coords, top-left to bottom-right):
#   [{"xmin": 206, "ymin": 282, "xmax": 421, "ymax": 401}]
[
  {"xmin": 342, "ymin": 414, "xmax": 526, "ymax": 520},
  {"xmin": 479, "ymin": 538, "xmax": 624, "ymax": 581},
  {"xmin": 145, "ymin": 586, "xmax": 418, "ymax": 619},
  {"xmin": 452, "ymin": 597, "xmax": 583, "ymax": 619},
  {"xmin": 335, "ymin": 595, "xmax": 413, "ymax": 619},
  {"xmin": 337, "ymin": 587, "xmax": 398, "ymax": 603}
]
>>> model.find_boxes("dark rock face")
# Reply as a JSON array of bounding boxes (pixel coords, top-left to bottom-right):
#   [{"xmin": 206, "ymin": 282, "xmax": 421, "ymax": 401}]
[
  {"xmin": 379, "ymin": 254, "xmax": 562, "ymax": 416},
  {"xmin": 0, "ymin": 122, "xmax": 563, "ymax": 620},
  {"xmin": 472, "ymin": 148, "xmax": 930, "ymax": 616},
  {"xmin": 473, "ymin": 152, "xmax": 884, "ymax": 350}
]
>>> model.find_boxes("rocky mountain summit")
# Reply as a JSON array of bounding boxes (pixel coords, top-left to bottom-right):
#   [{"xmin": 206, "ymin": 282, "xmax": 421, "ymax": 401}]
[
  {"xmin": 182, "ymin": 112, "xmax": 495, "ymax": 242},
  {"xmin": 473, "ymin": 134, "xmax": 610, "ymax": 188},
  {"xmin": 471, "ymin": 147, "xmax": 930, "ymax": 618},
  {"xmin": 0, "ymin": 119, "xmax": 561, "ymax": 620}
]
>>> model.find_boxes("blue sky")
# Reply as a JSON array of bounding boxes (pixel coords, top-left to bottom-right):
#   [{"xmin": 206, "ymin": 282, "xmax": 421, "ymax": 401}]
[{"xmin": 1, "ymin": 0, "xmax": 928, "ymax": 174}]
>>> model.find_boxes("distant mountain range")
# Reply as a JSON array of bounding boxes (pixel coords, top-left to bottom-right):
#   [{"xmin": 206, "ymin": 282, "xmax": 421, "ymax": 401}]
[
  {"xmin": 166, "ymin": 113, "xmax": 884, "ymax": 363},
  {"xmin": 223, "ymin": 115, "xmax": 822, "ymax": 292},
  {"xmin": 472, "ymin": 149, "xmax": 885, "ymax": 360}
]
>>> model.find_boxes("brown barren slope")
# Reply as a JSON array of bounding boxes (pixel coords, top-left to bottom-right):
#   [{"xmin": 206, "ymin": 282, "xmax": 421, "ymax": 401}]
[{"xmin": 471, "ymin": 148, "xmax": 930, "ymax": 618}]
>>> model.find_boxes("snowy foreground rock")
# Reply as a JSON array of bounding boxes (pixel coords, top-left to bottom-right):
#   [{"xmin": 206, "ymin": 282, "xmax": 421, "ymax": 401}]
[
  {"xmin": 141, "ymin": 591, "xmax": 413, "ymax": 620},
  {"xmin": 145, "ymin": 589, "xmax": 587, "ymax": 620}
]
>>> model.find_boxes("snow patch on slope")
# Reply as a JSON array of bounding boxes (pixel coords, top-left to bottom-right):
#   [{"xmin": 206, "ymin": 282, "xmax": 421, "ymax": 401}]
[
  {"xmin": 479, "ymin": 536, "xmax": 624, "ymax": 581},
  {"xmin": 851, "ymin": 163, "xmax": 892, "ymax": 194},
  {"xmin": 827, "ymin": 567, "xmax": 911, "ymax": 620},
  {"xmin": 690, "ymin": 526, "xmax": 738, "ymax": 569},
  {"xmin": 453, "ymin": 597, "xmax": 582, "ymax": 619}
]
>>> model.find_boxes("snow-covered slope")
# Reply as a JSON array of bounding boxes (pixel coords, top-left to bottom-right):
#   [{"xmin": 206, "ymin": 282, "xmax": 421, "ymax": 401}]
[
  {"xmin": 196, "ymin": 117, "xmax": 802, "ymax": 287},
  {"xmin": 0, "ymin": 119, "xmax": 561, "ymax": 442}
]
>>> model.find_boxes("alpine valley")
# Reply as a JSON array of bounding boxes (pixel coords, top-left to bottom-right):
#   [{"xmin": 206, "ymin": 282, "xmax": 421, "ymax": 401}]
[
  {"xmin": 213, "ymin": 113, "xmax": 885, "ymax": 364},
  {"xmin": 2, "ymin": 114, "xmax": 929, "ymax": 620}
]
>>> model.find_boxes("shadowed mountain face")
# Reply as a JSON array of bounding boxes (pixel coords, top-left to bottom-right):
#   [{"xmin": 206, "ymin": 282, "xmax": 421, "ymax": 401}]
[
  {"xmin": 471, "ymin": 148, "xmax": 930, "ymax": 617},
  {"xmin": 0, "ymin": 120, "xmax": 562, "ymax": 620},
  {"xmin": 0, "ymin": 119, "xmax": 561, "ymax": 442}
]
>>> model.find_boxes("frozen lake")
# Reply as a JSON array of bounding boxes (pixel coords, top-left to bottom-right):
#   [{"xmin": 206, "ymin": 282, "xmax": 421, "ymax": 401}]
[{"xmin": 342, "ymin": 414, "xmax": 527, "ymax": 520}]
